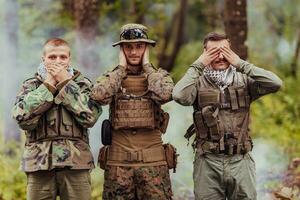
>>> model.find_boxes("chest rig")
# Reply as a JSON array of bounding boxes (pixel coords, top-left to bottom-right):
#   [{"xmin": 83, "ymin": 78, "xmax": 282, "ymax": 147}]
[
  {"xmin": 26, "ymin": 75, "xmax": 89, "ymax": 144},
  {"xmin": 27, "ymin": 103, "xmax": 88, "ymax": 143},
  {"xmin": 187, "ymin": 73, "xmax": 253, "ymax": 155},
  {"xmin": 110, "ymin": 74, "xmax": 168, "ymax": 132}
]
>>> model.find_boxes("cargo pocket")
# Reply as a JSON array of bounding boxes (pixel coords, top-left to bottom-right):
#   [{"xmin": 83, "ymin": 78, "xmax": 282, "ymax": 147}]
[
  {"xmin": 46, "ymin": 107, "xmax": 58, "ymax": 137},
  {"xmin": 61, "ymin": 108, "xmax": 73, "ymax": 137},
  {"xmin": 35, "ymin": 116, "xmax": 46, "ymax": 141}
]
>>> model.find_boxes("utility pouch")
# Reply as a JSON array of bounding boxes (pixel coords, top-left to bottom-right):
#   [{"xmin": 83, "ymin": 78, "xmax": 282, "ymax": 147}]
[
  {"xmin": 101, "ymin": 119, "xmax": 112, "ymax": 145},
  {"xmin": 60, "ymin": 107, "xmax": 74, "ymax": 137},
  {"xmin": 159, "ymin": 111, "xmax": 169, "ymax": 134},
  {"xmin": 163, "ymin": 143, "xmax": 179, "ymax": 173},
  {"xmin": 98, "ymin": 146, "xmax": 109, "ymax": 170},
  {"xmin": 198, "ymin": 89, "xmax": 220, "ymax": 108},
  {"xmin": 193, "ymin": 111, "xmax": 208, "ymax": 139},
  {"xmin": 202, "ymin": 106, "xmax": 221, "ymax": 141},
  {"xmin": 45, "ymin": 107, "xmax": 58, "ymax": 138}
]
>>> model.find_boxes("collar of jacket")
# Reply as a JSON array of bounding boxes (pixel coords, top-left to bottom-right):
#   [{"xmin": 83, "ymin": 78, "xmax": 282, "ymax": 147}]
[{"xmin": 126, "ymin": 65, "xmax": 143, "ymax": 75}]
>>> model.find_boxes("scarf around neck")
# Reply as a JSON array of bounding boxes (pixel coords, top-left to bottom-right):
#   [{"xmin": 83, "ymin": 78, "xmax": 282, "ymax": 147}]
[{"xmin": 203, "ymin": 65, "xmax": 236, "ymax": 91}]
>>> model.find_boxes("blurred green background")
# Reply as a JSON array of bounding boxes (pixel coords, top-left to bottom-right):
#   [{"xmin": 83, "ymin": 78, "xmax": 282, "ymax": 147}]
[{"xmin": 0, "ymin": 0, "xmax": 299, "ymax": 199}]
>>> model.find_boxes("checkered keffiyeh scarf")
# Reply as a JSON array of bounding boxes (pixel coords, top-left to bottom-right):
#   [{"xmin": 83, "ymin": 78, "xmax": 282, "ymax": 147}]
[
  {"xmin": 203, "ymin": 66, "xmax": 236, "ymax": 91},
  {"xmin": 37, "ymin": 63, "xmax": 74, "ymax": 80}
]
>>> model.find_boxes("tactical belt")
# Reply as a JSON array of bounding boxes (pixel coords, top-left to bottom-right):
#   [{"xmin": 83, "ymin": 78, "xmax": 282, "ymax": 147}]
[
  {"xmin": 108, "ymin": 146, "xmax": 166, "ymax": 163},
  {"xmin": 200, "ymin": 140, "xmax": 252, "ymax": 155}
]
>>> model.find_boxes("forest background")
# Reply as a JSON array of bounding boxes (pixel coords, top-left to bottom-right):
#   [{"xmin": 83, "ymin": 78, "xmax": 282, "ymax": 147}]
[{"xmin": 0, "ymin": 0, "xmax": 300, "ymax": 199}]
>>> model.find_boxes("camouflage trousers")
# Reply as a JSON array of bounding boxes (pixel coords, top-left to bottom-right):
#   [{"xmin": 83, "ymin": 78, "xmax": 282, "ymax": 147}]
[
  {"xmin": 103, "ymin": 165, "xmax": 173, "ymax": 200},
  {"xmin": 193, "ymin": 152, "xmax": 257, "ymax": 200},
  {"xmin": 26, "ymin": 169, "xmax": 91, "ymax": 200}
]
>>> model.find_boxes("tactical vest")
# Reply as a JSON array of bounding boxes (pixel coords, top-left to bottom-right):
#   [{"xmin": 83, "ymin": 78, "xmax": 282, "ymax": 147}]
[
  {"xmin": 26, "ymin": 101, "xmax": 88, "ymax": 144},
  {"xmin": 24, "ymin": 73, "xmax": 89, "ymax": 144},
  {"xmin": 110, "ymin": 74, "xmax": 167, "ymax": 131},
  {"xmin": 190, "ymin": 73, "xmax": 252, "ymax": 154}
]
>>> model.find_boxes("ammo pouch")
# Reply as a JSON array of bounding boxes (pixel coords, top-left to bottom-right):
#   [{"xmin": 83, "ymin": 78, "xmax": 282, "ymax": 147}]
[
  {"xmin": 163, "ymin": 143, "xmax": 179, "ymax": 173},
  {"xmin": 201, "ymin": 106, "xmax": 221, "ymax": 141},
  {"xmin": 193, "ymin": 111, "xmax": 208, "ymax": 139},
  {"xmin": 101, "ymin": 119, "xmax": 112, "ymax": 145},
  {"xmin": 27, "ymin": 105, "xmax": 88, "ymax": 143},
  {"xmin": 98, "ymin": 146, "xmax": 109, "ymax": 170}
]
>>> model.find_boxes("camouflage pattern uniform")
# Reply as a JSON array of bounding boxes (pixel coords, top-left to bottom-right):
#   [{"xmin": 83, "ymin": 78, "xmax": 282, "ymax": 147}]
[
  {"xmin": 103, "ymin": 165, "xmax": 172, "ymax": 199},
  {"xmin": 173, "ymin": 58, "xmax": 282, "ymax": 200},
  {"xmin": 12, "ymin": 69, "xmax": 102, "ymax": 200},
  {"xmin": 91, "ymin": 24, "xmax": 174, "ymax": 200}
]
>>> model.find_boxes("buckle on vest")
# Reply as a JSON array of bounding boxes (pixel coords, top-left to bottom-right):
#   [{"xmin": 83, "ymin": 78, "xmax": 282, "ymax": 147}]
[
  {"xmin": 224, "ymin": 132, "xmax": 234, "ymax": 141},
  {"xmin": 126, "ymin": 151, "xmax": 139, "ymax": 162},
  {"xmin": 223, "ymin": 144, "xmax": 237, "ymax": 155},
  {"xmin": 219, "ymin": 103, "xmax": 231, "ymax": 109}
]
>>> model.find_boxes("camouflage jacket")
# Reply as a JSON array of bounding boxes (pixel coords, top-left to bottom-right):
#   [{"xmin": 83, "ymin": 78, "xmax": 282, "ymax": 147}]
[
  {"xmin": 91, "ymin": 64, "xmax": 174, "ymax": 105},
  {"xmin": 12, "ymin": 69, "xmax": 102, "ymax": 172}
]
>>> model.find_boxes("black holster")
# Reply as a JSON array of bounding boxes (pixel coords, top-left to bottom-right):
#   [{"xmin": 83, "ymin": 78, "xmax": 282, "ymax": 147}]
[{"xmin": 101, "ymin": 119, "xmax": 112, "ymax": 145}]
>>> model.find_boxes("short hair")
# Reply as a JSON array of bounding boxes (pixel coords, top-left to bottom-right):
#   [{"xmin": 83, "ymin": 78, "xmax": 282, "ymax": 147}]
[
  {"xmin": 203, "ymin": 32, "xmax": 229, "ymax": 48},
  {"xmin": 44, "ymin": 38, "xmax": 69, "ymax": 47},
  {"xmin": 43, "ymin": 38, "xmax": 70, "ymax": 55}
]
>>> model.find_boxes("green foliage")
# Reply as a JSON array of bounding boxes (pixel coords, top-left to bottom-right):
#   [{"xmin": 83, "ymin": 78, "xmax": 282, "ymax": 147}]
[
  {"xmin": 18, "ymin": 0, "xmax": 68, "ymax": 37},
  {"xmin": 172, "ymin": 41, "xmax": 202, "ymax": 82},
  {"xmin": 242, "ymin": 0, "xmax": 300, "ymax": 160},
  {"xmin": 250, "ymin": 75, "xmax": 300, "ymax": 158},
  {"xmin": 91, "ymin": 168, "xmax": 104, "ymax": 199},
  {"xmin": 0, "ymin": 136, "xmax": 26, "ymax": 200}
]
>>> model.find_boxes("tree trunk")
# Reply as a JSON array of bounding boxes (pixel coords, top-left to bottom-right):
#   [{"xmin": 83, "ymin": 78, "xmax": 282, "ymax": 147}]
[
  {"xmin": 129, "ymin": 0, "xmax": 145, "ymax": 24},
  {"xmin": 291, "ymin": 31, "xmax": 300, "ymax": 78},
  {"xmin": 64, "ymin": 0, "xmax": 101, "ymax": 78},
  {"xmin": 159, "ymin": 12, "xmax": 178, "ymax": 66},
  {"xmin": 158, "ymin": 0, "xmax": 188, "ymax": 71},
  {"xmin": 223, "ymin": 0, "xmax": 248, "ymax": 60},
  {"xmin": 2, "ymin": 0, "xmax": 20, "ymax": 141}
]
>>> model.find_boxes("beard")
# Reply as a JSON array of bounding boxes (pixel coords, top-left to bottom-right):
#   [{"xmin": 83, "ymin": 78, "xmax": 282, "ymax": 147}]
[{"xmin": 126, "ymin": 56, "xmax": 142, "ymax": 66}]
